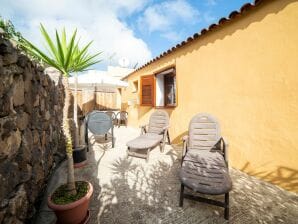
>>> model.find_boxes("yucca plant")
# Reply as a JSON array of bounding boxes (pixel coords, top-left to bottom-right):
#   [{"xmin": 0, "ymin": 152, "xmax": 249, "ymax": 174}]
[{"xmin": 21, "ymin": 24, "xmax": 101, "ymax": 195}]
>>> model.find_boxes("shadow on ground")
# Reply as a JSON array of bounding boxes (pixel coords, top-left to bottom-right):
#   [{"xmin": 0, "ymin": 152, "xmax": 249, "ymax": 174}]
[
  {"xmin": 34, "ymin": 127, "xmax": 298, "ymax": 224},
  {"xmin": 94, "ymin": 156, "xmax": 298, "ymax": 224}
]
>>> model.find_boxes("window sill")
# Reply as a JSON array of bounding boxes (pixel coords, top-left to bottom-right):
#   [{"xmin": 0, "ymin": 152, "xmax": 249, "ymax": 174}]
[
  {"xmin": 155, "ymin": 105, "xmax": 176, "ymax": 109},
  {"xmin": 138, "ymin": 105, "xmax": 176, "ymax": 109},
  {"xmin": 140, "ymin": 104, "xmax": 154, "ymax": 107}
]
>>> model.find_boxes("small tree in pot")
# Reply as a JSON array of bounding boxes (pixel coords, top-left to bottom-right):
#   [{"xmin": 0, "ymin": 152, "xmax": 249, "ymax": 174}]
[{"xmin": 21, "ymin": 24, "xmax": 101, "ymax": 223}]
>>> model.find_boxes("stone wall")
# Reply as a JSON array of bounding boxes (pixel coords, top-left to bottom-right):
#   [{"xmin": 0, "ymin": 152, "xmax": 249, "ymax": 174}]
[{"xmin": 0, "ymin": 36, "xmax": 65, "ymax": 223}]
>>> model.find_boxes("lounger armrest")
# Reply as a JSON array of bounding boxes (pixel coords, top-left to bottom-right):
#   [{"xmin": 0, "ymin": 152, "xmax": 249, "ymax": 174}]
[
  {"xmin": 162, "ymin": 125, "xmax": 170, "ymax": 131},
  {"xmin": 182, "ymin": 135, "xmax": 189, "ymax": 160},
  {"xmin": 221, "ymin": 137, "xmax": 229, "ymax": 165},
  {"xmin": 162, "ymin": 125, "xmax": 170, "ymax": 137},
  {"xmin": 139, "ymin": 124, "xmax": 148, "ymax": 128},
  {"xmin": 182, "ymin": 135, "xmax": 189, "ymax": 142},
  {"xmin": 139, "ymin": 124, "xmax": 148, "ymax": 134}
]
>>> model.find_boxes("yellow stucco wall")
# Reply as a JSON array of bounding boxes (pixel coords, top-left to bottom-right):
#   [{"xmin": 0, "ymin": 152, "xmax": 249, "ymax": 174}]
[{"xmin": 121, "ymin": 0, "xmax": 298, "ymax": 192}]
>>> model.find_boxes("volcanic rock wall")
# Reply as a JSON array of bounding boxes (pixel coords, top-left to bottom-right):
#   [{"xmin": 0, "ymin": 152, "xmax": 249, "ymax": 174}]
[{"xmin": 0, "ymin": 35, "xmax": 65, "ymax": 223}]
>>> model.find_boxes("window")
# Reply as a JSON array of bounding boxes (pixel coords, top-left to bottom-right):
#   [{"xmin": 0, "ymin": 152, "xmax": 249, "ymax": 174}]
[
  {"xmin": 139, "ymin": 68, "xmax": 176, "ymax": 107},
  {"xmin": 155, "ymin": 68, "xmax": 176, "ymax": 107},
  {"xmin": 140, "ymin": 75, "xmax": 155, "ymax": 106}
]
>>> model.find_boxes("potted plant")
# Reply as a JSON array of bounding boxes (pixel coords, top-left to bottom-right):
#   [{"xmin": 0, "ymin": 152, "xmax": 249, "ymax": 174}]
[{"xmin": 21, "ymin": 24, "xmax": 101, "ymax": 223}]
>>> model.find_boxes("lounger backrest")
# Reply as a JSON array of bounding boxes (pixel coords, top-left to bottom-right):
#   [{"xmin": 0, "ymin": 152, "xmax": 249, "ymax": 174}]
[
  {"xmin": 188, "ymin": 113, "xmax": 221, "ymax": 150},
  {"xmin": 148, "ymin": 110, "xmax": 169, "ymax": 134}
]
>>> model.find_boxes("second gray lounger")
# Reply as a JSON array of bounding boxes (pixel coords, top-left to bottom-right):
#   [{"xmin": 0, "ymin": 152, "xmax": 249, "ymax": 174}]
[{"xmin": 126, "ymin": 110, "xmax": 170, "ymax": 162}]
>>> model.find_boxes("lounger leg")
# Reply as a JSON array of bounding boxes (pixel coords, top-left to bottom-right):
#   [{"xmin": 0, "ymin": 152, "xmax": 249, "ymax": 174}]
[
  {"xmin": 162, "ymin": 132, "xmax": 167, "ymax": 153},
  {"xmin": 224, "ymin": 193, "xmax": 229, "ymax": 220},
  {"xmin": 162, "ymin": 141, "xmax": 165, "ymax": 153},
  {"xmin": 105, "ymin": 134, "xmax": 107, "ymax": 141},
  {"xmin": 179, "ymin": 184, "xmax": 184, "ymax": 207}
]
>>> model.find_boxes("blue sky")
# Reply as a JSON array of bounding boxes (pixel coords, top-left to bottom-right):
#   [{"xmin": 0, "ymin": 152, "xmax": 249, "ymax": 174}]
[
  {"xmin": 0, "ymin": 0, "xmax": 252, "ymax": 70},
  {"xmin": 129, "ymin": 0, "xmax": 253, "ymax": 59}
]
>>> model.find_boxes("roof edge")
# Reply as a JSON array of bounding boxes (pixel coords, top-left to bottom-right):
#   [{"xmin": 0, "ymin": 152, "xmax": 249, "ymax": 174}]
[{"xmin": 122, "ymin": 0, "xmax": 266, "ymax": 81}]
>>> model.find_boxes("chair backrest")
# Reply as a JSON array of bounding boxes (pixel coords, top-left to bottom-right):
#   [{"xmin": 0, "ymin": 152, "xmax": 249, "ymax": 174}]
[
  {"xmin": 87, "ymin": 111, "xmax": 112, "ymax": 135},
  {"xmin": 188, "ymin": 113, "xmax": 221, "ymax": 150},
  {"xmin": 148, "ymin": 110, "xmax": 169, "ymax": 134}
]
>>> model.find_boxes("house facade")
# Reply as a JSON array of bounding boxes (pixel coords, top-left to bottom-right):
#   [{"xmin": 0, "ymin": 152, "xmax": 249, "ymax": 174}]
[{"xmin": 121, "ymin": 0, "xmax": 298, "ymax": 192}]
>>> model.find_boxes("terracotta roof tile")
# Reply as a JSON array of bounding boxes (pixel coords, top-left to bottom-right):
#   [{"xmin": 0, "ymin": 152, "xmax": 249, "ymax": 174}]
[
  {"xmin": 186, "ymin": 37, "xmax": 193, "ymax": 42},
  {"xmin": 208, "ymin": 23, "xmax": 217, "ymax": 30},
  {"xmin": 201, "ymin": 28, "xmax": 208, "ymax": 35},
  {"xmin": 229, "ymin": 10, "xmax": 240, "ymax": 19},
  {"xmin": 254, "ymin": 0, "xmax": 263, "ymax": 6},
  {"xmin": 218, "ymin": 17, "xmax": 228, "ymax": 25},
  {"xmin": 193, "ymin": 33, "xmax": 199, "ymax": 39},
  {"xmin": 124, "ymin": 0, "xmax": 266, "ymax": 76},
  {"xmin": 241, "ymin": 3, "xmax": 254, "ymax": 12}
]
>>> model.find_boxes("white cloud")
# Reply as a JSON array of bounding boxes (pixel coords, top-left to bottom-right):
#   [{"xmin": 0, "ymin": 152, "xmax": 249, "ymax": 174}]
[
  {"xmin": 161, "ymin": 31, "xmax": 183, "ymax": 42},
  {"xmin": 0, "ymin": 0, "xmax": 152, "ymax": 68},
  {"xmin": 205, "ymin": 0, "xmax": 217, "ymax": 6},
  {"xmin": 109, "ymin": 0, "xmax": 149, "ymax": 15},
  {"xmin": 138, "ymin": 0, "xmax": 200, "ymax": 34}
]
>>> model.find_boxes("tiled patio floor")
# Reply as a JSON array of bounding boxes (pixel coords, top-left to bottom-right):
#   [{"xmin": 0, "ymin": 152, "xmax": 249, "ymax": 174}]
[{"xmin": 35, "ymin": 127, "xmax": 298, "ymax": 224}]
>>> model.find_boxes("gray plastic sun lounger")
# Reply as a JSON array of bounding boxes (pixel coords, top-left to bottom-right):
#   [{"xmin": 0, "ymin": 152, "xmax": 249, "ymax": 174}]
[
  {"xmin": 179, "ymin": 113, "xmax": 232, "ymax": 220},
  {"xmin": 126, "ymin": 110, "xmax": 170, "ymax": 162}
]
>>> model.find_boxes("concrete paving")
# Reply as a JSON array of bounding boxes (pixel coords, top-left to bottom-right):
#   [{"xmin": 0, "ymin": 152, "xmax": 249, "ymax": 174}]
[{"xmin": 35, "ymin": 126, "xmax": 298, "ymax": 224}]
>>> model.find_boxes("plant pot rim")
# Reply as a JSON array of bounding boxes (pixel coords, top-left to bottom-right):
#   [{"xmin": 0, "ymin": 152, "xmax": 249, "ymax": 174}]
[
  {"xmin": 47, "ymin": 181, "xmax": 93, "ymax": 211},
  {"xmin": 74, "ymin": 160, "xmax": 87, "ymax": 168}
]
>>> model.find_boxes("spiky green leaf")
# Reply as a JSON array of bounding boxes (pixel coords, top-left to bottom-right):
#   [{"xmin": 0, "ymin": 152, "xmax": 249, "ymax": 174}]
[
  {"xmin": 20, "ymin": 24, "xmax": 101, "ymax": 77},
  {"xmin": 64, "ymin": 29, "xmax": 77, "ymax": 70},
  {"xmin": 61, "ymin": 28, "xmax": 67, "ymax": 55},
  {"xmin": 40, "ymin": 24, "xmax": 59, "ymax": 61},
  {"xmin": 55, "ymin": 30, "xmax": 65, "ymax": 65}
]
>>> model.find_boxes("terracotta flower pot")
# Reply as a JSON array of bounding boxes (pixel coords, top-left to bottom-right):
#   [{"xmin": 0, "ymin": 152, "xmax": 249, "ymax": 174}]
[{"xmin": 48, "ymin": 181, "xmax": 93, "ymax": 224}]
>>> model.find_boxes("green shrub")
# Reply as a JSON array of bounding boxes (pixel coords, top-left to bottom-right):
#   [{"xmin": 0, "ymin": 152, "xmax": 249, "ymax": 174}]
[{"xmin": 0, "ymin": 16, "xmax": 24, "ymax": 42}]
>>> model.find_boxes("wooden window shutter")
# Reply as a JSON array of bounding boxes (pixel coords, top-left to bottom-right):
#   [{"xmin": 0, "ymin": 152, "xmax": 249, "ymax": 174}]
[{"xmin": 140, "ymin": 75, "xmax": 155, "ymax": 106}]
